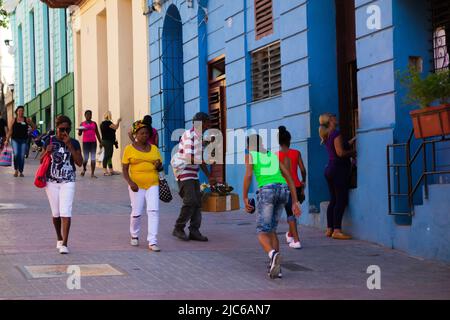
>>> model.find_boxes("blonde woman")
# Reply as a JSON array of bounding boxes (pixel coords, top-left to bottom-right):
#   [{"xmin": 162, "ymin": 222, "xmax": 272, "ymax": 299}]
[
  {"xmin": 319, "ymin": 113, "xmax": 356, "ymax": 240},
  {"xmin": 100, "ymin": 111, "xmax": 121, "ymax": 176}
]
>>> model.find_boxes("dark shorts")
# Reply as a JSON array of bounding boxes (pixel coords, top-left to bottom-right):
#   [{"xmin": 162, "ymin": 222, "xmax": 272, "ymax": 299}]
[
  {"xmin": 285, "ymin": 187, "xmax": 305, "ymax": 219},
  {"xmin": 82, "ymin": 142, "xmax": 97, "ymax": 161}
]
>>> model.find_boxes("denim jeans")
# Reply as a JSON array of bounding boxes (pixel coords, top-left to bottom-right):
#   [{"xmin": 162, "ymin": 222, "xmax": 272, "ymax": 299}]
[
  {"xmin": 256, "ymin": 184, "xmax": 290, "ymax": 233},
  {"xmin": 11, "ymin": 139, "xmax": 27, "ymax": 173}
]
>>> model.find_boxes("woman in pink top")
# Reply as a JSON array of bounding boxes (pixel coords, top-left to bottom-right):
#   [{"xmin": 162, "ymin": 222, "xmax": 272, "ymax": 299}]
[
  {"xmin": 78, "ymin": 110, "xmax": 102, "ymax": 178},
  {"xmin": 277, "ymin": 126, "xmax": 307, "ymax": 249}
]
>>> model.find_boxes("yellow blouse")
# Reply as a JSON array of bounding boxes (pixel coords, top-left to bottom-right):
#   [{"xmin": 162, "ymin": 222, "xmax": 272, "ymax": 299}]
[{"xmin": 122, "ymin": 144, "xmax": 162, "ymax": 190}]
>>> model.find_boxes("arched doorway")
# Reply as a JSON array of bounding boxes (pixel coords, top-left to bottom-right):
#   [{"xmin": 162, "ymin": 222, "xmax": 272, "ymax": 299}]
[{"xmin": 161, "ymin": 5, "xmax": 185, "ymax": 170}]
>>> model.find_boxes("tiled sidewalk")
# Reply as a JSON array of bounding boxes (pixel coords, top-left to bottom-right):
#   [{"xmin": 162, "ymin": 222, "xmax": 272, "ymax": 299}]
[{"xmin": 0, "ymin": 160, "xmax": 449, "ymax": 300}]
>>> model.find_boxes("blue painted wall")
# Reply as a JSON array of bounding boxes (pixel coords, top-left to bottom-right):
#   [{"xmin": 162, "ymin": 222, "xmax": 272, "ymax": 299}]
[
  {"xmin": 305, "ymin": 0, "xmax": 339, "ymax": 213},
  {"xmin": 148, "ymin": 0, "xmax": 450, "ymax": 262}
]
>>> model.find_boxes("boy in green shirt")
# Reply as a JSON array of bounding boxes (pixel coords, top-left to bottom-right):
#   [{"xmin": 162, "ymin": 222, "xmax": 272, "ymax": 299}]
[{"xmin": 243, "ymin": 134, "xmax": 301, "ymax": 279}]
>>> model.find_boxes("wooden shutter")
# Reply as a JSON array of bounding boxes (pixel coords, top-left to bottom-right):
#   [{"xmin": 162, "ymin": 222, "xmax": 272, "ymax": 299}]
[
  {"xmin": 252, "ymin": 42, "xmax": 282, "ymax": 101},
  {"xmin": 255, "ymin": 0, "xmax": 274, "ymax": 40}
]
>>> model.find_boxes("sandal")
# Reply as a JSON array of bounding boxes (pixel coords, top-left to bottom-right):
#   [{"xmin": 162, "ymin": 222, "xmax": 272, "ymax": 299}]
[
  {"xmin": 104, "ymin": 172, "xmax": 112, "ymax": 176},
  {"xmin": 80, "ymin": 171, "xmax": 86, "ymax": 177}
]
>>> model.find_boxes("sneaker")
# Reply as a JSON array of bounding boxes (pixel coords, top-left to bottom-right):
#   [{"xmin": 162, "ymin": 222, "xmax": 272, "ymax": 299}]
[
  {"xmin": 278, "ymin": 268, "xmax": 283, "ymax": 279},
  {"xmin": 172, "ymin": 228, "xmax": 189, "ymax": 241},
  {"xmin": 149, "ymin": 244, "xmax": 161, "ymax": 252},
  {"xmin": 269, "ymin": 251, "xmax": 281, "ymax": 279},
  {"xmin": 130, "ymin": 238, "xmax": 139, "ymax": 246},
  {"xmin": 59, "ymin": 246, "xmax": 69, "ymax": 254},
  {"xmin": 19, "ymin": 173, "xmax": 24, "ymax": 177},
  {"xmin": 285, "ymin": 232, "xmax": 294, "ymax": 244},
  {"xmin": 289, "ymin": 241, "xmax": 302, "ymax": 249},
  {"xmin": 56, "ymin": 241, "xmax": 63, "ymax": 249}
]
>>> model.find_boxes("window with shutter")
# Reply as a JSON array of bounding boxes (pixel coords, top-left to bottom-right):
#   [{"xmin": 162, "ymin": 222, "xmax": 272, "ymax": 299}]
[
  {"xmin": 251, "ymin": 41, "xmax": 282, "ymax": 102},
  {"xmin": 431, "ymin": 0, "xmax": 450, "ymax": 72},
  {"xmin": 254, "ymin": 0, "xmax": 274, "ymax": 40}
]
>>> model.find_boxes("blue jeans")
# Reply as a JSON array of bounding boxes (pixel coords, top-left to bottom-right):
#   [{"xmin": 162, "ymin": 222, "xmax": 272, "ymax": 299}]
[
  {"xmin": 11, "ymin": 139, "xmax": 27, "ymax": 173},
  {"xmin": 256, "ymin": 184, "xmax": 289, "ymax": 233}
]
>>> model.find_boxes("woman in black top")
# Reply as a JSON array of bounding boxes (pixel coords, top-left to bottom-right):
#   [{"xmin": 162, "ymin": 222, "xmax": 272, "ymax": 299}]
[
  {"xmin": 5, "ymin": 106, "xmax": 35, "ymax": 177},
  {"xmin": 100, "ymin": 111, "xmax": 121, "ymax": 176}
]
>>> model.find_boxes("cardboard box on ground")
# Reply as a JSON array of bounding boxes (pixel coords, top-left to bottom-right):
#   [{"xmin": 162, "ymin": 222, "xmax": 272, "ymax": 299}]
[{"xmin": 202, "ymin": 193, "xmax": 240, "ymax": 212}]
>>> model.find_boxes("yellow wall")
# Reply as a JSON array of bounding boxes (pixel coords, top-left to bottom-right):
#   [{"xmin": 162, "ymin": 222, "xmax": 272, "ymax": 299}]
[{"xmin": 73, "ymin": 0, "xmax": 149, "ymax": 170}]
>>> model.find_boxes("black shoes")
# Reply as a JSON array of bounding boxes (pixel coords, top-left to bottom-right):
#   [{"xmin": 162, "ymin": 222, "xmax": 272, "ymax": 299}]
[
  {"xmin": 172, "ymin": 228, "xmax": 208, "ymax": 242},
  {"xmin": 172, "ymin": 228, "xmax": 189, "ymax": 241},
  {"xmin": 189, "ymin": 232, "xmax": 208, "ymax": 242}
]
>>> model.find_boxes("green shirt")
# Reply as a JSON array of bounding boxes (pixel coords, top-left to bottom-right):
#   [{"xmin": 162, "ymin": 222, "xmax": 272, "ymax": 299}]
[{"xmin": 250, "ymin": 151, "xmax": 286, "ymax": 188}]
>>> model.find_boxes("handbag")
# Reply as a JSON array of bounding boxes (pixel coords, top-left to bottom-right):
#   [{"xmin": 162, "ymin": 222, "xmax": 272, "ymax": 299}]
[
  {"xmin": 97, "ymin": 146, "xmax": 105, "ymax": 162},
  {"xmin": 159, "ymin": 172, "xmax": 173, "ymax": 203},
  {"xmin": 34, "ymin": 137, "xmax": 52, "ymax": 188},
  {"xmin": 0, "ymin": 147, "xmax": 12, "ymax": 167}
]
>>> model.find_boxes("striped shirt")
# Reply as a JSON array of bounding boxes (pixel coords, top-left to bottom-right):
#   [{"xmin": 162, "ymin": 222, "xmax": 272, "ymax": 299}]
[{"xmin": 171, "ymin": 128, "xmax": 203, "ymax": 181}]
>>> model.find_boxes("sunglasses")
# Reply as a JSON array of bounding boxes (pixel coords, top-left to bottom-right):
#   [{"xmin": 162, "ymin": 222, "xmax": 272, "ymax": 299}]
[{"xmin": 58, "ymin": 127, "xmax": 71, "ymax": 133}]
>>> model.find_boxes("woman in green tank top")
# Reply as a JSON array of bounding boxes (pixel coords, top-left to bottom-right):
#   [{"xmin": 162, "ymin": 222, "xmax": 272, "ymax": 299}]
[{"xmin": 243, "ymin": 134, "xmax": 301, "ymax": 279}]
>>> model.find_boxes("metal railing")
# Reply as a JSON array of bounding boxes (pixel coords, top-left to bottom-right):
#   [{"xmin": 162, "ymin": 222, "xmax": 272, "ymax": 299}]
[{"xmin": 387, "ymin": 130, "xmax": 450, "ymax": 216}]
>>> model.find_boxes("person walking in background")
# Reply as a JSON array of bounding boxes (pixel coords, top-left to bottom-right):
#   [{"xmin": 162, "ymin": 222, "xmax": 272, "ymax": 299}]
[
  {"xmin": 243, "ymin": 134, "xmax": 301, "ymax": 279},
  {"xmin": 4, "ymin": 106, "xmax": 36, "ymax": 177},
  {"xmin": 78, "ymin": 110, "xmax": 102, "ymax": 178},
  {"xmin": 319, "ymin": 113, "xmax": 356, "ymax": 240},
  {"xmin": 0, "ymin": 111, "xmax": 8, "ymax": 150},
  {"xmin": 128, "ymin": 115, "xmax": 159, "ymax": 146},
  {"xmin": 100, "ymin": 111, "xmax": 121, "ymax": 176},
  {"xmin": 43, "ymin": 115, "xmax": 83, "ymax": 254},
  {"xmin": 277, "ymin": 126, "xmax": 307, "ymax": 249},
  {"xmin": 122, "ymin": 120, "xmax": 163, "ymax": 252},
  {"xmin": 171, "ymin": 112, "xmax": 215, "ymax": 242}
]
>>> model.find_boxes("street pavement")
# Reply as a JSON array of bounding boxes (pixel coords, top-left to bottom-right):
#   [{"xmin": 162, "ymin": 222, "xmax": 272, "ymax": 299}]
[{"xmin": 0, "ymin": 158, "xmax": 449, "ymax": 300}]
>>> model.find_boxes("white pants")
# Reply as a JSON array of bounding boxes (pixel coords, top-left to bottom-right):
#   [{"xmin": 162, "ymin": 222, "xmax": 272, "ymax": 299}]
[
  {"xmin": 45, "ymin": 182, "xmax": 76, "ymax": 218},
  {"xmin": 129, "ymin": 186, "xmax": 160, "ymax": 245}
]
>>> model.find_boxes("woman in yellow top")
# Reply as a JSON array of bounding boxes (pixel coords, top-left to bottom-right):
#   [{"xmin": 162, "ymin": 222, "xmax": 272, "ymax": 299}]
[{"xmin": 122, "ymin": 120, "xmax": 163, "ymax": 252}]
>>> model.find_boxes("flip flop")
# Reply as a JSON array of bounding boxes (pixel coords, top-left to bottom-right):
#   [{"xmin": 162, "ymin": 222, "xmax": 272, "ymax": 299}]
[
  {"xmin": 104, "ymin": 173, "xmax": 112, "ymax": 176},
  {"xmin": 91, "ymin": 175, "xmax": 98, "ymax": 179}
]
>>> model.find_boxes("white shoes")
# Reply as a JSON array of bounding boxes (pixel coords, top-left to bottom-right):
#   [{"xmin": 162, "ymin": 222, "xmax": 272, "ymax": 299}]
[
  {"xmin": 59, "ymin": 246, "xmax": 69, "ymax": 254},
  {"xmin": 149, "ymin": 244, "xmax": 161, "ymax": 252},
  {"xmin": 56, "ymin": 241, "xmax": 64, "ymax": 249},
  {"xmin": 130, "ymin": 238, "xmax": 139, "ymax": 246},
  {"xmin": 289, "ymin": 241, "xmax": 302, "ymax": 249},
  {"xmin": 285, "ymin": 232, "xmax": 294, "ymax": 244}
]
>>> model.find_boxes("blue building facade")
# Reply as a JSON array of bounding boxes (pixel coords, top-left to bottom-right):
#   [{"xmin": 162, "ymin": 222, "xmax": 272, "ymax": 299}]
[{"xmin": 148, "ymin": 0, "xmax": 450, "ymax": 262}]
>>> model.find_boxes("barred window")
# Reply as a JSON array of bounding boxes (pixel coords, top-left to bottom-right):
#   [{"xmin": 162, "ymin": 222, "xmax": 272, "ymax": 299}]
[
  {"xmin": 431, "ymin": 0, "xmax": 450, "ymax": 72},
  {"xmin": 254, "ymin": 0, "xmax": 274, "ymax": 40},
  {"xmin": 252, "ymin": 42, "xmax": 282, "ymax": 102}
]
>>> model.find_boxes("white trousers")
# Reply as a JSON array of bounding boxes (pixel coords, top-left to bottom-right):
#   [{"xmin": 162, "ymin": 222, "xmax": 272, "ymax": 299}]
[
  {"xmin": 129, "ymin": 185, "xmax": 160, "ymax": 245},
  {"xmin": 45, "ymin": 182, "xmax": 76, "ymax": 218}
]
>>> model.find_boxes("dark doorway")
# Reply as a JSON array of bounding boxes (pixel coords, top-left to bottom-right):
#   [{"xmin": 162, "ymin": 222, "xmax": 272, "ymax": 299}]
[
  {"xmin": 335, "ymin": 0, "xmax": 358, "ymax": 187},
  {"xmin": 335, "ymin": 0, "xmax": 358, "ymax": 140},
  {"xmin": 208, "ymin": 56, "xmax": 227, "ymax": 183},
  {"xmin": 161, "ymin": 5, "xmax": 185, "ymax": 170}
]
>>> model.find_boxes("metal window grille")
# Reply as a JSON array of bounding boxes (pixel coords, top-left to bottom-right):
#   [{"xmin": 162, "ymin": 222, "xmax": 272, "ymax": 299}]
[
  {"xmin": 431, "ymin": 0, "xmax": 450, "ymax": 72},
  {"xmin": 251, "ymin": 41, "xmax": 282, "ymax": 102},
  {"xmin": 254, "ymin": 0, "xmax": 274, "ymax": 40}
]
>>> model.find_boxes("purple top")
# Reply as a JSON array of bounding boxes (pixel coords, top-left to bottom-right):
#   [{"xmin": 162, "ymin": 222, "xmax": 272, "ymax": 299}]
[{"xmin": 325, "ymin": 130, "xmax": 351, "ymax": 168}]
